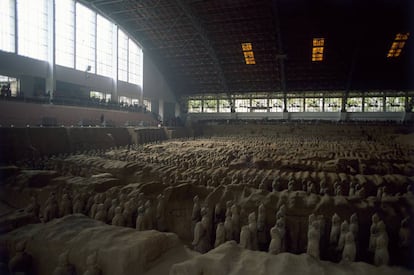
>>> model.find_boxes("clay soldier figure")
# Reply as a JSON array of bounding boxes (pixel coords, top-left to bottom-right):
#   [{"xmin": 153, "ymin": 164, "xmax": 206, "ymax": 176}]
[
  {"xmin": 399, "ymin": 217, "xmax": 411, "ymax": 248},
  {"xmin": 341, "ymin": 232, "xmax": 356, "ymax": 262},
  {"xmin": 337, "ymin": 220, "xmax": 349, "ymax": 251},
  {"xmin": 156, "ymin": 194, "xmax": 166, "ymax": 231},
  {"xmin": 307, "ymin": 220, "xmax": 320, "ymax": 259},
  {"xmin": 44, "ymin": 192, "xmax": 59, "ymax": 222},
  {"xmin": 239, "ymin": 225, "xmax": 251, "ymax": 249},
  {"xmin": 73, "ymin": 193, "xmax": 85, "ymax": 214},
  {"xmin": 144, "ymin": 200, "xmax": 154, "ymax": 230},
  {"xmin": 248, "ymin": 212, "xmax": 258, "ymax": 251},
  {"xmin": 8, "ymin": 241, "xmax": 32, "ymax": 274},
  {"xmin": 83, "ymin": 252, "xmax": 101, "ymax": 275},
  {"xmin": 268, "ymin": 226, "xmax": 282, "ymax": 255},
  {"xmin": 53, "ymin": 251, "xmax": 76, "ymax": 275},
  {"xmin": 106, "ymin": 199, "xmax": 118, "ymax": 223},
  {"xmin": 231, "ymin": 204, "xmax": 240, "ymax": 242},
  {"xmin": 94, "ymin": 204, "xmax": 107, "ymax": 223},
  {"xmin": 191, "ymin": 196, "xmax": 201, "ymax": 234},
  {"xmin": 329, "ymin": 213, "xmax": 341, "ymax": 245},
  {"xmin": 135, "ymin": 206, "xmax": 145, "ymax": 231},
  {"xmin": 224, "ymin": 213, "xmax": 233, "ymax": 241},
  {"xmin": 25, "ymin": 195, "xmax": 40, "ymax": 220},
  {"xmin": 374, "ymin": 221, "xmax": 389, "ymax": 266},
  {"xmin": 59, "ymin": 194, "xmax": 73, "ymax": 217},
  {"xmin": 192, "ymin": 216, "xmax": 211, "ymax": 253},
  {"xmin": 214, "ymin": 223, "xmax": 225, "ymax": 248},
  {"xmin": 368, "ymin": 213, "xmax": 380, "ymax": 252},
  {"xmin": 112, "ymin": 207, "xmax": 126, "ymax": 227}
]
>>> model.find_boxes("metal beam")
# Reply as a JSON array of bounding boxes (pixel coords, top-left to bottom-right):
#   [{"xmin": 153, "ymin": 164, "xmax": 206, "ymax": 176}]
[
  {"xmin": 173, "ymin": 0, "xmax": 233, "ymax": 110},
  {"xmin": 272, "ymin": 0, "xmax": 288, "ymax": 112}
]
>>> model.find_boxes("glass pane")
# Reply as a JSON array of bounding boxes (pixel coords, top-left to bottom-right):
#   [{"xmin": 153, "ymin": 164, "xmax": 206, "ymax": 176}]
[
  {"xmin": 0, "ymin": 0, "xmax": 15, "ymax": 52},
  {"xmin": 97, "ymin": 14, "xmax": 114, "ymax": 78},
  {"xmin": 188, "ymin": 99, "xmax": 202, "ymax": 113},
  {"xmin": 365, "ymin": 97, "xmax": 383, "ymax": 112},
  {"xmin": 269, "ymin": 98, "xmax": 283, "ymax": 112},
  {"xmin": 347, "ymin": 98, "xmax": 362, "ymax": 112},
  {"xmin": 218, "ymin": 99, "xmax": 231, "ymax": 113},
  {"xmin": 18, "ymin": 0, "xmax": 49, "ymax": 61},
  {"xmin": 305, "ymin": 98, "xmax": 322, "ymax": 112},
  {"xmin": 287, "ymin": 98, "xmax": 303, "ymax": 112},
  {"xmin": 235, "ymin": 99, "xmax": 250, "ymax": 112},
  {"xmin": 385, "ymin": 96, "xmax": 405, "ymax": 112},
  {"xmin": 76, "ymin": 2, "xmax": 96, "ymax": 73},
  {"xmin": 324, "ymin": 98, "xmax": 342, "ymax": 112},
  {"xmin": 55, "ymin": 0, "xmax": 75, "ymax": 68}
]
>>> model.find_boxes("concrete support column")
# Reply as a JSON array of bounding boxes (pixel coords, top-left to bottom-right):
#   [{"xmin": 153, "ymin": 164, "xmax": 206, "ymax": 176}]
[
  {"xmin": 158, "ymin": 98, "xmax": 164, "ymax": 122},
  {"xmin": 45, "ymin": 0, "xmax": 55, "ymax": 101}
]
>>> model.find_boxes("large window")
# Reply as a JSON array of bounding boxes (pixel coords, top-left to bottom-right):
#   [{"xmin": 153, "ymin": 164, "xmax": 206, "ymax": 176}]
[
  {"xmin": 0, "ymin": 0, "xmax": 15, "ymax": 53},
  {"xmin": 269, "ymin": 98, "xmax": 283, "ymax": 112},
  {"xmin": 251, "ymin": 98, "xmax": 267, "ymax": 112},
  {"xmin": 188, "ymin": 99, "xmax": 202, "ymax": 113},
  {"xmin": 55, "ymin": 0, "xmax": 75, "ymax": 68},
  {"xmin": 203, "ymin": 98, "xmax": 217, "ymax": 113},
  {"xmin": 347, "ymin": 97, "xmax": 362, "ymax": 112},
  {"xmin": 97, "ymin": 14, "xmax": 114, "ymax": 78},
  {"xmin": 118, "ymin": 29, "xmax": 128, "ymax": 82},
  {"xmin": 17, "ymin": 0, "xmax": 49, "ymax": 61},
  {"xmin": 386, "ymin": 96, "xmax": 405, "ymax": 112},
  {"xmin": 143, "ymin": 99, "xmax": 151, "ymax": 111},
  {"xmin": 235, "ymin": 99, "xmax": 250, "ymax": 112},
  {"xmin": 324, "ymin": 98, "xmax": 341, "ymax": 112},
  {"xmin": 76, "ymin": 2, "xmax": 96, "ymax": 73},
  {"xmin": 305, "ymin": 98, "xmax": 322, "ymax": 112},
  {"xmin": 218, "ymin": 99, "xmax": 231, "ymax": 113},
  {"xmin": 364, "ymin": 97, "xmax": 383, "ymax": 112},
  {"xmin": 287, "ymin": 98, "xmax": 303, "ymax": 112},
  {"xmin": 128, "ymin": 40, "xmax": 143, "ymax": 86}
]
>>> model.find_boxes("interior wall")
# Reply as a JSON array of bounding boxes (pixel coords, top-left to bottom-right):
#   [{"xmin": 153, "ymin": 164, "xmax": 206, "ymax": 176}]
[
  {"xmin": 0, "ymin": 51, "xmax": 142, "ymax": 102},
  {"xmin": 143, "ymin": 55, "xmax": 176, "ymax": 102}
]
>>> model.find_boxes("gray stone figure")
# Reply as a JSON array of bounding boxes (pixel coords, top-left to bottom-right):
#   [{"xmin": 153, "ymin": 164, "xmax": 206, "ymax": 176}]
[
  {"xmin": 349, "ymin": 213, "xmax": 358, "ymax": 242},
  {"xmin": 112, "ymin": 206, "xmax": 126, "ymax": 227},
  {"xmin": 224, "ymin": 214, "xmax": 233, "ymax": 241},
  {"xmin": 94, "ymin": 204, "xmax": 107, "ymax": 223},
  {"xmin": 215, "ymin": 223, "xmax": 225, "ymax": 248},
  {"xmin": 330, "ymin": 213, "xmax": 340, "ymax": 245},
  {"xmin": 239, "ymin": 225, "xmax": 251, "ymax": 249},
  {"xmin": 307, "ymin": 221, "xmax": 320, "ymax": 259},
  {"xmin": 83, "ymin": 252, "xmax": 101, "ymax": 275},
  {"xmin": 8, "ymin": 241, "xmax": 32, "ymax": 275},
  {"xmin": 368, "ymin": 213, "xmax": 380, "ymax": 252},
  {"xmin": 25, "ymin": 195, "xmax": 40, "ymax": 219},
  {"xmin": 374, "ymin": 221, "xmax": 389, "ymax": 266},
  {"xmin": 144, "ymin": 200, "xmax": 154, "ymax": 230},
  {"xmin": 337, "ymin": 220, "xmax": 349, "ymax": 251},
  {"xmin": 231, "ymin": 204, "xmax": 240, "ymax": 242},
  {"xmin": 192, "ymin": 195, "xmax": 201, "ymax": 234},
  {"xmin": 341, "ymin": 232, "xmax": 356, "ymax": 262},
  {"xmin": 136, "ymin": 206, "xmax": 145, "ymax": 231},
  {"xmin": 268, "ymin": 226, "xmax": 282, "ymax": 255},
  {"xmin": 192, "ymin": 216, "xmax": 211, "ymax": 253},
  {"xmin": 156, "ymin": 194, "xmax": 166, "ymax": 231},
  {"xmin": 248, "ymin": 212, "xmax": 258, "ymax": 251},
  {"xmin": 257, "ymin": 203, "xmax": 266, "ymax": 232},
  {"xmin": 106, "ymin": 199, "xmax": 118, "ymax": 223},
  {"xmin": 52, "ymin": 251, "xmax": 76, "ymax": 275},
  {"xmin": 399, "ymin": 217, "xmax": 410, "ymax": 248},
  {"xmin": 44, "ymin": 192, "xmax": 59, "ymax": 222}
]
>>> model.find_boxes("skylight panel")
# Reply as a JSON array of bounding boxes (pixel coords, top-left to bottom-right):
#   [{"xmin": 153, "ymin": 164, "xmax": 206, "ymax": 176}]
[
  {"xmin": 312, "ymin": 38, "xmax": 324, "ymax": 62},
  {"xmin": 387, "ymin": 33, "xmax": 409, "ymax": 58},
  {"xmin": 241, "ymin": 42, "xmax": 256, "ymax": 65}
]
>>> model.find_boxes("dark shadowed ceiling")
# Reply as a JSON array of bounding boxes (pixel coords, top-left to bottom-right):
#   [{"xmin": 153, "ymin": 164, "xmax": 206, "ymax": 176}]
[{"xmin": 83, "ymin": 0, "xmax": 413, "ymax": 96}]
